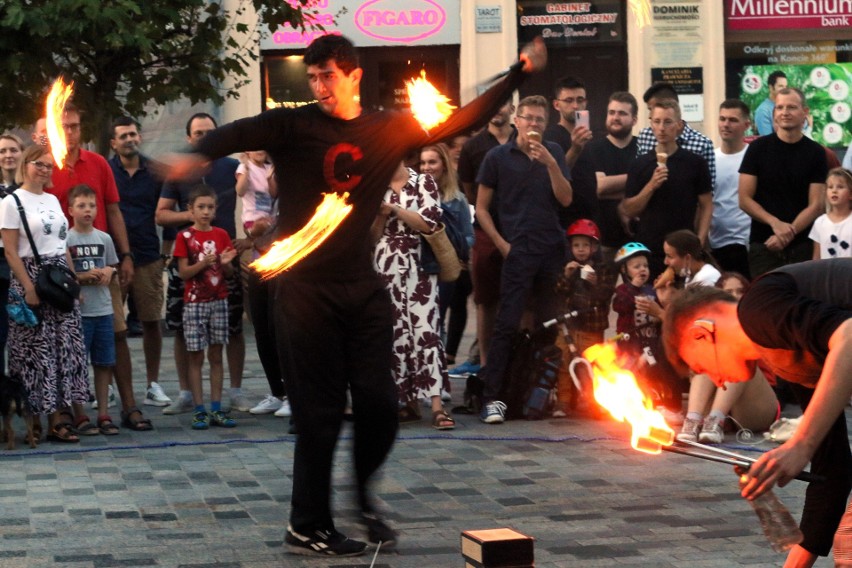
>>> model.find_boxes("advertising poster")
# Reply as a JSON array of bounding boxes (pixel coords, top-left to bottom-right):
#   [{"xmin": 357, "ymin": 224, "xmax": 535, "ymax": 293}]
[{"xmin": 740, "ymin": 63, "xmax": 852, "ymax": 147}]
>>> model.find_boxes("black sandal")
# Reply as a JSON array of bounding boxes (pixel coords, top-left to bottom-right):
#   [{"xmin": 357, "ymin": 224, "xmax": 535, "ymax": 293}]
[
  {"xmin": 47, "ymin": 423, "xmax": 79, "ymax": 443},
  {"xmin": 120, "ymin": 407, "xmax": 153, "ymax": 431},
  {"xmin": 97, "ymin": 416, "xmax": 120, "ymax": 436},
  {"xmin": 74, "ymin": 414, "xmax": 100, "ymax": 436}
]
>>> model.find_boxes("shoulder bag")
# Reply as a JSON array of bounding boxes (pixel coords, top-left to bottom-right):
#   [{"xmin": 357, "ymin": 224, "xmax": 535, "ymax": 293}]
[{"xmin": 11, "ymin": 193, "xmax": 80, "ymax": 312}]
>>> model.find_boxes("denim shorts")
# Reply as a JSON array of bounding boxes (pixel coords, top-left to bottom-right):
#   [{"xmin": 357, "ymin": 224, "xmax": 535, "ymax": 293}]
[{"xmin": 82, "ymin": 314, "xmax": 116, "ymax": 367}]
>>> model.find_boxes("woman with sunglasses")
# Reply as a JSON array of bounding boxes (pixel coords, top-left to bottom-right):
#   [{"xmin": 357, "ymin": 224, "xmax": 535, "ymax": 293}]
[{"xmin": 0, "ymin": 144, "xmax": 89, "ymax": 443}]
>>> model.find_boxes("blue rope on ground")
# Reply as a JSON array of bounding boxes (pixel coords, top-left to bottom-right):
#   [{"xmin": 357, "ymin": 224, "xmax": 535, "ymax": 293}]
[{"xmin": 0, "ymin": 431, "xmax": 772, "ymax": 458}]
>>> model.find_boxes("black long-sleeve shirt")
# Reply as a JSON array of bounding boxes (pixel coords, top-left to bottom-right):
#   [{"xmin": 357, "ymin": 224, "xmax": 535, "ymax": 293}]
[{"xmin": 196, "ymin": 66, "xmax": 526, "ymax": 281}]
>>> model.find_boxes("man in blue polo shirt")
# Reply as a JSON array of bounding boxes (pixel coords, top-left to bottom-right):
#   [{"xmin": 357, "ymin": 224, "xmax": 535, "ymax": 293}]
[
  {"xmin": 109, "ymin": 117, "xmax": 170, "ymax": 407},
  {"xmin": 475, "ymin": 95, "xmax": 573, "ymax": 424}
]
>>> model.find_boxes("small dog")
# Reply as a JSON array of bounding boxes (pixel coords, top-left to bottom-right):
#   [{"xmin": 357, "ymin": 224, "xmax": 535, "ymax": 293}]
[{"xmin": 0, "ymin": 374, "xmax": 36, "ymax": 450}]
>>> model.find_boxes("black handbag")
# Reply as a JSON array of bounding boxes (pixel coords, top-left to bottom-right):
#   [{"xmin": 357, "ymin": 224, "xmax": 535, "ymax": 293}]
[{"xmin": 11, "ymin": 193, "xmax": 80, "ymax": 312}]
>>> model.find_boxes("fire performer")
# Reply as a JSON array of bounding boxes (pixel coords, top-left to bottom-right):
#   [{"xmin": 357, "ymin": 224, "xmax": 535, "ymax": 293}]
[
  {"xmin": 163, "ymin": 35, "xmax": 547, "ymax": 557},
  {"xmin": 663, "ymin": 259, "xmax": 852, "ymax": 567}
]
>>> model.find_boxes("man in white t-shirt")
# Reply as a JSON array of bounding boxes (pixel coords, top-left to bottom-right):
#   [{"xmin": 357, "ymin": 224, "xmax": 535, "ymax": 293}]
[{"xmin": 710, "ymin": 99, "xmax": 753, "ymax": 279}]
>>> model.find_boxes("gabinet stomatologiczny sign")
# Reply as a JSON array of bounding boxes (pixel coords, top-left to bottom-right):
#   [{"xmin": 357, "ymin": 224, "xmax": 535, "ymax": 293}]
[{"xmin": 516, "ymin": 0, "xmax": 626, "ymax": 46}]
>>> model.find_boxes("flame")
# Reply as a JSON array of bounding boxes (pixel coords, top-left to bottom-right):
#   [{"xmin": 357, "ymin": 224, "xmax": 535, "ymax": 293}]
[
  {"xmin": 628, "ymin": 0, "xmax": 652, "ymax": 29},
  {"xmin": 405, "ymin": 70, "xmax": 456, "ymax": 132},
  {"xmin": 584, "ymin": 343, "xmax": 674, "ymax": 454},
  {"xmin": 250, "ymin": 192, "xmax": 352, "ymax": 279},
  {"xmin": 45, "ymin": 77, "xmax": 74, "ymax": 170}
]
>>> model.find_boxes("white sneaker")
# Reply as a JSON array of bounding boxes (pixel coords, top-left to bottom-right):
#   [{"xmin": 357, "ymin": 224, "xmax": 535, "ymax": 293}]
[
  {"xmin": 676, "ymin": 417, "xmax": 702, "ymax": 442},
  {"xmin": 274, "ymin": 398, "xmax": 292, "ymax": 417},
  {"xmin": 250, "ymin": 395, "xmax": 282, "ymax": 415},
  {"xmin": 92, "ymin": 385, "xmax": 116, "ymax": 409},
  {"xmin": 162, "ymin": 395, "xmax": 194, "ymax": 415},
  {"xmin": 229, "ymin": 392, "xmax": 253, "ymax": 413},
  {"xmin": 144, "ymin": 382, "xmax": 172, "ymax": 406},
  {"xmin": 698, "ymin": 415, "xmax": 725, "ymax": 444},
  {"xmin": 441, "ymin": 389, "xmax": 452, "ymax": 402}
]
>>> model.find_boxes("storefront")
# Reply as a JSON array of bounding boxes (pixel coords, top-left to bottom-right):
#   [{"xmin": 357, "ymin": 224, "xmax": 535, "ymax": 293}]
[
  {"xmin": 724, "ymin": 0, "xmax": 852, "ymax": 148},
  {"xmin": 260, "ymin": 0, "xmax": 462, "ymax": 112}
]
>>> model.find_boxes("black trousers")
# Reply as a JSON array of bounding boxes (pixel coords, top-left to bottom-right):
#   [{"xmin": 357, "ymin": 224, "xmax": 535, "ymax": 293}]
[
  {"xmin": 481, "ymin": 243, "xmax": 563, "ymax": 401},
  {"xmin": 792, "ymin": 384, "xmax": 852, "ymax": 556},
  {"xmin": 275, "ymin": 275, "xmax": 399, "ymax": 532},
  {"xmin": 247, "ymin": 270, "xmax": 285, "ymax": 399}
]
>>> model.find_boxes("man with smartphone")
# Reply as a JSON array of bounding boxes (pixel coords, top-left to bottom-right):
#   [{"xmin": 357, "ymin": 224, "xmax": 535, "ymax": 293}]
[
  {"xmin": 544, "ymin": 76, "xmax": 598, "ymax": 228},
  {"xmin": 545, "ymin": 76, "xmax": 592, "ymax": 168}
]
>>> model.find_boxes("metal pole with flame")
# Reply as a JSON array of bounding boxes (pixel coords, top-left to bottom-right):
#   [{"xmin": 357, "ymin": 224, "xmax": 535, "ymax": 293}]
[
  {"xmin": 250, "ymin": 72, "xmax": 455, "ymax": 279},
  {"xmin": 583, "ymin": 342, "xmax": 824, "ymax": 483},
  {"xmin": 584, "ymin": 343, "xmax": 674, "ymax": 454},
  {"xmin": 45, "ymin": 77, "xmax": 74, "ymax": 170}
]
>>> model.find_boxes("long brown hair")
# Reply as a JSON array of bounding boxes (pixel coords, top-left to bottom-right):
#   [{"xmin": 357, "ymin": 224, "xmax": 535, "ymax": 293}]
[{"xmin": 421, "ymin": 143, "xmax": 460, "ymax": 202}]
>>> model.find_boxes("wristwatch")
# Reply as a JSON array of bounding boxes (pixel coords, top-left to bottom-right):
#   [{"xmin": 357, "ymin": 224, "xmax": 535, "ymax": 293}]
[{"xmin": 119, "ymin": 251, "xmax": 135, "ymax": 262}]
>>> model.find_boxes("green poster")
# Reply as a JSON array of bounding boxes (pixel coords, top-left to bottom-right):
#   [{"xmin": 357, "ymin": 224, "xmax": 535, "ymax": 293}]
[{"xmin": 740, "ymin": 63, "xmax": 852, "ymax": 147}]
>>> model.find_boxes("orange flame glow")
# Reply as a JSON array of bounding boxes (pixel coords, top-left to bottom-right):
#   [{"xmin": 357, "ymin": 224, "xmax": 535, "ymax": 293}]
[
  {"xmin": 250, "ymin": 192, "xmax": 353, "ymax": 279},
  {"xmin": 405, "ymin": 70, "xmax": 456, "ymax": 132},
  {"xmin": 628, "ymin": 0, "xmax": 652, "ymax": 29},
  {"xmin": 45, "ymin": 77, "xmax": 74, "ymax": 170},
  {"xmin": 584, "ymin": 343, "xmax": 674, "ymax": 454}
]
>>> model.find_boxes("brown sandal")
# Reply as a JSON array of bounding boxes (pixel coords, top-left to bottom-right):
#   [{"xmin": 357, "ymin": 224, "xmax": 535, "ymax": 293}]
[{"xmin": 432, "ymin": 410, "xmax": 455, "ymax": 430}]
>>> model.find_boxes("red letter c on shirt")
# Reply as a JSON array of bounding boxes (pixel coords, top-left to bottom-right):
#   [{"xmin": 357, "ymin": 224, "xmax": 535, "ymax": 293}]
[{"xmin": 323, "ymin": 143, "xmax": 363, "ymax": 193}]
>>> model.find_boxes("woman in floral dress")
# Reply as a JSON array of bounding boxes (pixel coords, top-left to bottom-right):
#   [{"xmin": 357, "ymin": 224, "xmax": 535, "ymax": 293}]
[{"xmin": 372, "ymin": 163, "xmax": 454, "ymax": 430}]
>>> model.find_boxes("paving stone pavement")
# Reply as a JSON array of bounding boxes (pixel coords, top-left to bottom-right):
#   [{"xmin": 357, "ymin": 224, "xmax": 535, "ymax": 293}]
[{"xmin": 0, "ymin": 324, "xmax": 842, "ymax": 568}]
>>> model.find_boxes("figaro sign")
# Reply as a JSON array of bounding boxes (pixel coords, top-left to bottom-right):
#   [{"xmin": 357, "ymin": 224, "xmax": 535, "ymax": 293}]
[
  {"xmin": 355, "ymin": 0, "xmax": 446, "ymax": 42},
  {"xmin": 262, "ymin": 0, "xmax": 459, "ymax": 48}
]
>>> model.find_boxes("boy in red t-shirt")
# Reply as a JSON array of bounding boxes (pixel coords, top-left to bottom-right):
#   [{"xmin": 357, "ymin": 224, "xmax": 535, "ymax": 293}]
[{"xmin": 173, "ymin": 185, "xmax": 237, "ymax": 430}]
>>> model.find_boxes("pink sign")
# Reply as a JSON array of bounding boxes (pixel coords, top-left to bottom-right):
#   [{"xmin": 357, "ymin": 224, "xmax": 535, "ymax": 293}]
[
  {"xmin": 354, "ymin": 0, "xmax": 446, "ymax": 43},
  {"xmin": 727, "ymin": 0, "xmax": 852, "ymax": 30}
]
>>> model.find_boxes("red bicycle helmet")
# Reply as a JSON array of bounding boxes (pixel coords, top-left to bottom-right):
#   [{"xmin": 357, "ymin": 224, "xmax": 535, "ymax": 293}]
[{"xmin": 566, "ymin": 219, "xmax": 601, "ymax": 242}]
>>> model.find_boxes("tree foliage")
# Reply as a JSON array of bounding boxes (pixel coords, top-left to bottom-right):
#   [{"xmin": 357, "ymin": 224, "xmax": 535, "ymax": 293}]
[{"xmin": 0, "ymin": 0, "xmax": 317, "ymax": 152}]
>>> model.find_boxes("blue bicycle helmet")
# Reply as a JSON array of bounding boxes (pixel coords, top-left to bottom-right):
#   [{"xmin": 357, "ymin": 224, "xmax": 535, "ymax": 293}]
[{"xmin": 614, "ymin": 242, "xmax": 651, "ymax": 264}]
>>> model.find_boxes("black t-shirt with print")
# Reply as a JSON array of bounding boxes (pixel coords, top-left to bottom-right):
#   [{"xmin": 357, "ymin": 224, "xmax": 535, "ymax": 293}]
[{"xmin": 196, "ymin": 67, "xmax": 526, "ymax": 281}]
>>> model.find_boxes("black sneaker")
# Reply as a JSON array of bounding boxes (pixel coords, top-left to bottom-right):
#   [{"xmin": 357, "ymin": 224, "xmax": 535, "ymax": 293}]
[
  {"xmin": 361, "ymin": 513, "xmax": 397, "ymax": 550},
  {"xmin": 285, "ymin": 525, "xmax": 367, "ymax": 557}
]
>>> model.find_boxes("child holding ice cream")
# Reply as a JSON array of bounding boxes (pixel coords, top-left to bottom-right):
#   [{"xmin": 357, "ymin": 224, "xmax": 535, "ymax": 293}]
[{"xmin": 552, "ymin": 219, "xmax": 615, "ymax": 416}]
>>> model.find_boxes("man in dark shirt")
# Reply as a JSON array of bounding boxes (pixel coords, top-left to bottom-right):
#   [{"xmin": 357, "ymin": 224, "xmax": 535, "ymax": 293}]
[
  {"xmin": 475, "ymin": 95, "xmax": 573, "ymax": 425},
  {"xmin": 576, "ymin": 91, "xmax": 638, "ymax": 262},
  {"xmin": 663, "ymin": 259, "xmax": 852, "ymax": 567},
  {"xmin": 165, "ymin": 35, "xmax": 545, "ymax": 557},
  {"xmin": 543, "ymin": 76, "xmax": 597, "ymax": 228},
  {"xmin": 621, "ymin": 100, "xmax": 712, "ymax": 277},
  {"xmin": 108, "ymin": 117, "xmax": 168, "ymax": 407},
  {"xmin": 738, "ymin": 87, "xmax": 827, "ymax": 277}
]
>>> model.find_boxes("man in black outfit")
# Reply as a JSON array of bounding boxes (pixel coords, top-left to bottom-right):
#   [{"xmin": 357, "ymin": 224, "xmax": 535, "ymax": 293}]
[
  {"xmin": 575, "ymin": 91, "xmax": 639, "ymax": 263},
  {"xmin": 663, "ymin": 259, "xmax": 852, "ymax": 567},
  {"xmin": 165, "ymin": 35, "xmax": 546, "ymax": 557},
  {"xmin": 620, "ymin": 99, "xmax": 712, "ymax": 277}
]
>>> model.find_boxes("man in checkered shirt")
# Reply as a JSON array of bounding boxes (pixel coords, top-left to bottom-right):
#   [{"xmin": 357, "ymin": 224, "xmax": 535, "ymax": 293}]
[{"xmin": 635, "ymin": 83, "xmax": 715, "ymax": 188}]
